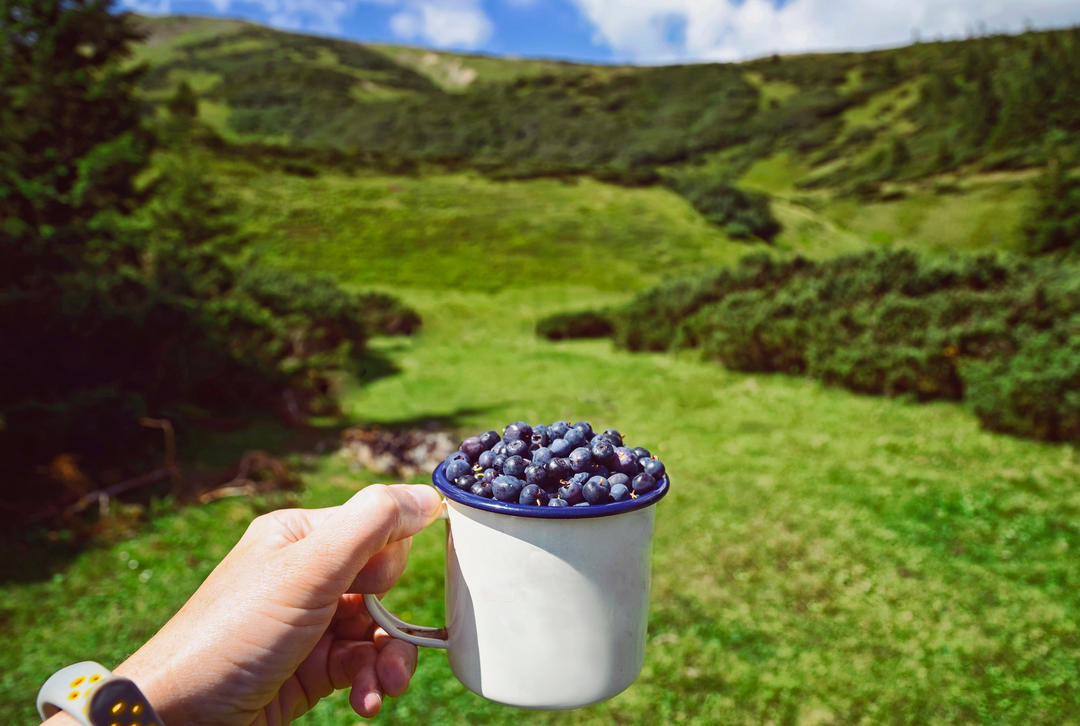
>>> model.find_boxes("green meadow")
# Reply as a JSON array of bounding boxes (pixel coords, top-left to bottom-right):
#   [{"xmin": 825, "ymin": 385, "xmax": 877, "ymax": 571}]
[
  {"xmin": 4, "ymin": 161, "xmax": 1078, "ymax": 724},
  {"xmin": 5, "ymin": 13, "xmax": 1080, "ymax": 726}
]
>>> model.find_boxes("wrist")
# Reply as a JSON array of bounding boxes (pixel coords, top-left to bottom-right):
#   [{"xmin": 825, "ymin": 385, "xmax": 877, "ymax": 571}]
[
  {"xmin": 42, "ymin": 713, "xmax": 81, "ymax": 726},
  {"xmin": 113, "ymin": 651, "xmax": 183, "ymax": 725}
]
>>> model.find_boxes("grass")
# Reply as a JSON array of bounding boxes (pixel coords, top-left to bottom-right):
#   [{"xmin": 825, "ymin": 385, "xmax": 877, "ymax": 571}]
[
  {"xmin": 5, "ymin": 285, "xmax": 1078, "ymax": 724},
  {"xmin": 3, "ymin": 162, "xmax": 1076, "ymax": 723},
  {"xmin": 366, "ymin": 44, "xmax": 590, "ymax": 90},
  {"xmin": 821, "ymin": 182, "xmax": 1036, "ymax": 252},
  {"xmin": 227, "ymin": 162, "xmax": 760, "ymax": 291}
]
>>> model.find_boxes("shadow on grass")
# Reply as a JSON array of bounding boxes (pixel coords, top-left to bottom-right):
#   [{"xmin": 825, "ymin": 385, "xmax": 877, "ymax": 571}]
[{"xmin": 1, "ymin": 347, "xmax": 499, "ymax": 586}]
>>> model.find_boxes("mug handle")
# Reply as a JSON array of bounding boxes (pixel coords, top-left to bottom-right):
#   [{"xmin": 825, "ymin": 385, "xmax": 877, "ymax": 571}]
[{"xmin": 362, "ymin": 499, "xmax": 451, "ymax": 649}]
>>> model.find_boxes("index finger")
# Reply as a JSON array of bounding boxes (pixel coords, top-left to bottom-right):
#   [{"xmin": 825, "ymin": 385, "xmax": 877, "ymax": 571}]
[{"xmin": 297, "ymin": 484, "xmax": 443, "ymax": 597}]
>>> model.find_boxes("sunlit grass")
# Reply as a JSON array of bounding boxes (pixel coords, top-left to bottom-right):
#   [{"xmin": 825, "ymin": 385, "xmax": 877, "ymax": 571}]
[
  {"xmin": 8, "ymin": 285, "xmax": 1077, "ymax": 724},
  {"xmin": 227, "ymin": 164, "xmax": 754, "ymax": 291},
  {"xmin": 3, "ymin": 159, "xmax": 1075, "ymax": 725}
]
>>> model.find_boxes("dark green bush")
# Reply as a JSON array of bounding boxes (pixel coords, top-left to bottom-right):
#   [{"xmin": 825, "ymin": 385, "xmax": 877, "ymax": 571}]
[
  {"xmin": 354, "ymin": 292, "xmax": 423, "ymax": 336},
  {"xmin": 1021, "ymin": 162, "xmax": 1080, "ymax": 255},
  {"xmin": 549, "ymin": 248, "xmax": 1080, "ymax": 444},
  {"xmin": 965, "ymin": 324, "xmax": 1080, "ymax": 442},
  {"xmin": 665, "ymin": 176, "xmax": 782, "ymax": 242},
  {"xmin": 536, "ymin": 310, "xmax": 614, "ymax": 340}
]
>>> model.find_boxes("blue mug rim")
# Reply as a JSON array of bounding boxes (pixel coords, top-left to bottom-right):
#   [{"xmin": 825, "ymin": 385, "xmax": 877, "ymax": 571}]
[{"xmin": 433, "ymin": 459, "xmax": 669, "ymax": 518}]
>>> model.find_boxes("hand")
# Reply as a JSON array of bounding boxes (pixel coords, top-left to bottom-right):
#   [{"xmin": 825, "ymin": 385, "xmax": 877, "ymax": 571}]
[{"xmin": 47, "ymin": 484, "xmax": 443, "ymax": 725}]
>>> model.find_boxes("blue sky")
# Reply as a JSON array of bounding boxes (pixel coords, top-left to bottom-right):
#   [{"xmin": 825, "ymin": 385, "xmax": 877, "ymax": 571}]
[{"xmin": 120, "ymin": 0, "xmax": 1080, "ymax": 64}]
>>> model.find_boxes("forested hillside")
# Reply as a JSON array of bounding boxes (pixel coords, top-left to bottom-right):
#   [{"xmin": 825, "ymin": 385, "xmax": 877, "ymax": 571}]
[{"xmin": 136, "ymin": 16, "xmax": 1079, "ymax": 192}]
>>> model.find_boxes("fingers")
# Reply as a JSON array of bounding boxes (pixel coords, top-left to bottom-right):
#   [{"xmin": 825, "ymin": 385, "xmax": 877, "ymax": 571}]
[
  {"xmin": 297, "ymin": 485, "xmax": 442, "ymax": 596},
  {"xmin": 347, "ymin": 538, "xmax": 412, "ymax": 594},
  {"xmin": 316, "ymin": 620, "xmax": 421, "ymax": 719},
  {"xmin": 374, "ymin": 636, "xmax": 418, "ymax": 697},
  {"xmin": 323, "ymin": 640, "xmax": 383, "ymax": 718},
  {"xmin": 348, "ymin": 647, "xmax": 384, "ymax": 718},
  {"xmin": 331, "ymin": 593, "xmax": 376, "ymax": 640}
]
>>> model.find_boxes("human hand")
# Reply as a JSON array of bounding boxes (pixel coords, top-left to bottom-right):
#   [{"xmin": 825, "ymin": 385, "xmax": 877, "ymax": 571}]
[{"xmin": 46, "ymin": 484, "xmax": 443, "ymax": 725}]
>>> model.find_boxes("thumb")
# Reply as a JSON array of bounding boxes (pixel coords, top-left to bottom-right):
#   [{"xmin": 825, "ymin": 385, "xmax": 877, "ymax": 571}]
[{"xmin": 297, "ymin": 484, "xmax": 443, "ymax": 596}]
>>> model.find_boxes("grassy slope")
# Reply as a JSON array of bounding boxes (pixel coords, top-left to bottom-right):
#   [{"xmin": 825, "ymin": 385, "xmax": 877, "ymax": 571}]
[
  {"xmin": 131, "ymin": 14, "xmax": 1057, "ymax": 255},
  {"xmin": 6, "ymin": 285, "xmax": 1077, "ymax": 724},
  {"xmin": 224, "ymin": 161, "xmax": 761, "ymax": 290},
  {"xmin": 4, "ymin": 165, "xmax": 1078, "ymax": 723}
]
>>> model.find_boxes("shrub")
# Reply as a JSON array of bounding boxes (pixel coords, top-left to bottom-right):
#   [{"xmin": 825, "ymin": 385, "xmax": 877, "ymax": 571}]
[
  {"xmin": 354, "ymin": 292, "xmax": 423, "ymax": 336},
  {"xmin": 545, "ymin": 248, "xmax": 1080, "ymax": 444},
  {"xmin": 965, "ymin": 325, "xmax": 1080, "ymax": 443},
  {"xmin": 536, "ymin": 310, "xmax": 614, "ymax": 340},
  {"xmin": 1021, "ymin": 161, "xmax": 1080, "ymax": 255},
  {"xmin": 665, "ymin": 176, "xmax": 782, "ymax": 242}
]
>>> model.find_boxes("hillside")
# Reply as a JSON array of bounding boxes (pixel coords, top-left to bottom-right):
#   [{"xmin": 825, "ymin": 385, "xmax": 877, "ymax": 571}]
[{"xmin": 131, "ymin": 14, "xmax": 1079, "ymax": 255}]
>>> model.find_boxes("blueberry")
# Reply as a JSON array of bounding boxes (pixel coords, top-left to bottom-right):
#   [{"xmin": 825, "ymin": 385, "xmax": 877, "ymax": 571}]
[
  {"xmin": 549, "ymin": 420, "xmax": 570, "ymax": 436},
  {"xmin": 631, "ymin": 472, "xmax": 657, "ymax": 494},
  {"xmin": 545, "ymin": 457, "xmax": 572, "ymax": 484},
  {"xmin": 590, "ymin": 438, "xmax": 615, "ymax": 466},
  {"xmin": 564, "ymin": 428, "xmax": 585, "ymax": 448},
  {"xmin": 445, "ymin": 457, "xmax": 472, "ymax": 481},
  {"xmin": 505, "ymin": 438, "xmax": 530, "ymax": 458},
  {"xmin": 583, "ymin": 475, "xmax": 610, "ymax": 504},
  {"xmin": 459, "ymin": 436, "xmax": 485, "ymax": 462},
  {"xmin": 448, "ymin": 421, "xmax": 667, "ymax": 508},
  {"xmin": 519, "ymin": 483, "xmax": 549, "ymax": 506},
  {"xmin": 503, "ymin": 455, "xmax": 527, "ymax": 478},
  {"xmin": 569, "ymin": 447, "xmax": 593, "ymax": 472},
  {"xmin": 557, "ymin": 479, "xmax": 584, "ymax": 505},
  {"xmin": 641, "ymin": 458, "xmax": 665, "ymax": 479},
  {"xmin": 503, "ymin": 421, "xmax": 532, "ymax": 442},
  {"xmin": 549, "ymin": 438, "xmax": 572, "ymax": 457},
  {"xmin": 478, "ymin": 430, "xmax": 501, "ymax": 450},
  {"xmin": 492, "ymin": 475, "xmax": 524, "ymax": 502},
  {"xmin": 531, "ymin": 447, "xmax": 554, "ymax": 467},
  {"xmin": 524, "ymin": 463, "xmax": 547, "ymax": 487},
  {"xmin": 613, "ymin": 447, "xmax": 639, "ymax": 476},
  {"xmin": 572, "ymin": 421, "xmax": 593, "ymax": 438},
  {"xmin": 471, "ymin": 482, "xmax": 494, "ymax": 498}
]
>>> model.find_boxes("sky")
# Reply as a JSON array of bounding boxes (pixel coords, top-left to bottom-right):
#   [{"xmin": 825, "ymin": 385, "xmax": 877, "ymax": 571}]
[{"xmin": 119, "ymin": 0, "xmax": 1080, "ymax": 64}]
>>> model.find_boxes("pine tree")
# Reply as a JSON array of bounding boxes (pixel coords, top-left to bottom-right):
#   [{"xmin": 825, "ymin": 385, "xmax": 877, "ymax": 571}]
[{"xmin": 0, "ymin": 0, "xmax": 156, "ymax": 478}]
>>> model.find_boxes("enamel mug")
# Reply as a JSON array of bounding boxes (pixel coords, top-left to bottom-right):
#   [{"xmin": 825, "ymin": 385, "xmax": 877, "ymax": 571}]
[{"xmin": 363, "ymin": 461, "xmax": 669, "ymax": 709}]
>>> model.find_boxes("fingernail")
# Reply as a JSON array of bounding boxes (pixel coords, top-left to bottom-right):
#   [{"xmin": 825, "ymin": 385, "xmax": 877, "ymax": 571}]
[
  {"xmin": 408, "ymin": 485, "xmax": 441, "ymax": 517},
  {"xmin": 364, "ymin": 691, "xmax": 383, "ymax": 715}
]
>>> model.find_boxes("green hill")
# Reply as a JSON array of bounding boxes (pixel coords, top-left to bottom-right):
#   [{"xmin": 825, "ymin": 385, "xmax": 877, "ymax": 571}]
[{"xmin": 132, "ymin": 14, "xmax": 1079, "ymax": 255}]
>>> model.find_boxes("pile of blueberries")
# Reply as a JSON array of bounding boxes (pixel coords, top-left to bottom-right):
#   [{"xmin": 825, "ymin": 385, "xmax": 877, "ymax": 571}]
[{"xmin": 440, "ymin": 420, "xmax": 666, "ymax": 507}]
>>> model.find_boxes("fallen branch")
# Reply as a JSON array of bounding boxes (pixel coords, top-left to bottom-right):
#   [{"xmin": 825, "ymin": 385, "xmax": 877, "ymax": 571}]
[{"xmin": 28, "ymin": 467, "xmax": 173, "ymax": 525}]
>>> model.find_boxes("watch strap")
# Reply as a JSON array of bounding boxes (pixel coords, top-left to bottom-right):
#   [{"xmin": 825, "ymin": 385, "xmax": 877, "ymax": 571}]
[{"xmin": 37, "ymin": 661, "xmax": 163, "ymax": 726}]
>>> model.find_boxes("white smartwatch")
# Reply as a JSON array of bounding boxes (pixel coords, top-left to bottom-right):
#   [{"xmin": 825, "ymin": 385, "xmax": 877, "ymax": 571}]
[{"xmin": 37, "ymin": 662, "xmax": 163, "ymax": 726}]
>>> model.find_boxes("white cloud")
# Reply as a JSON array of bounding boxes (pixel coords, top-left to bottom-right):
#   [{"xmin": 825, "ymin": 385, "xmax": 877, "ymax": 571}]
[
  {"xmin": 569, "ymin": 0, "xmax": 1080, "ymax": 63},
  {"xmin": 389, "ymin": 0, "xmax": 493, "ymax": 48},
  {"xmin": 120, "ymin": 0, "xmax": 492, "ymax": 47}
]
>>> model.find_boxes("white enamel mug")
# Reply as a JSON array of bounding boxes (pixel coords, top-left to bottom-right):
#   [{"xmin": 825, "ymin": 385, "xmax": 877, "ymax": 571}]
[{"xmin": 363, "ymin": 461, "xmax": 669, "ymax": 709}]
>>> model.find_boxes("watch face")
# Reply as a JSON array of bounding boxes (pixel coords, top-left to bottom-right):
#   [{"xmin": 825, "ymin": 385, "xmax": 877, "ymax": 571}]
[{"xmin": 88, "ymin": 678, "xmax": 161, "ymax": 726}]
